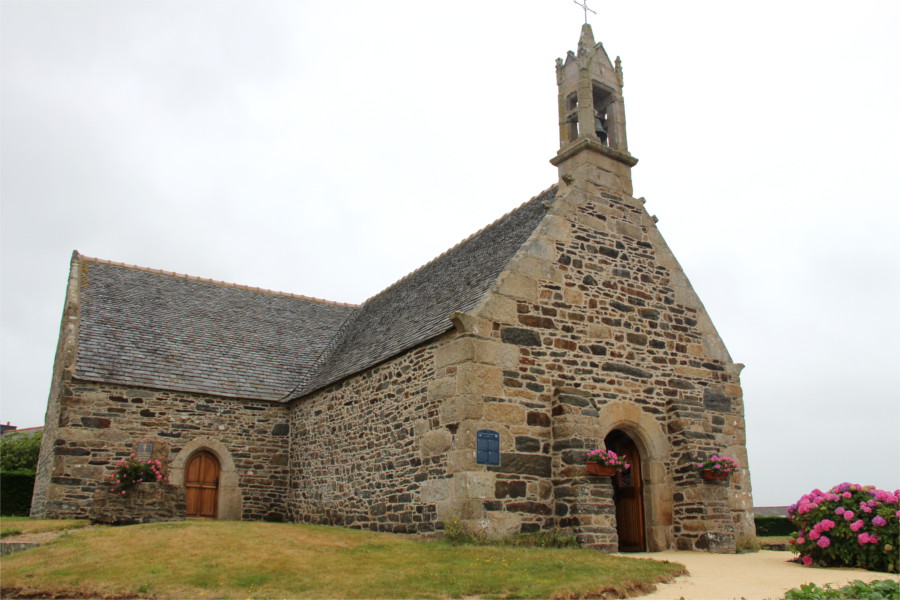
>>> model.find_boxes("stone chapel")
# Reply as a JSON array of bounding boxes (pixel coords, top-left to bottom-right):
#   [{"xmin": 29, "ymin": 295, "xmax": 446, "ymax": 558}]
[{"xmin": 32, "ymin": 24, "xmax": 755, "ymax": 552}]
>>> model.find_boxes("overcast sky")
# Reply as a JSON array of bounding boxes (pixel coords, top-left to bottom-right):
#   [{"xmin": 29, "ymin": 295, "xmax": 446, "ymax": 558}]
[{"xmin": 2, "ymin": 0, "xmax": 898, "ymax": 507}]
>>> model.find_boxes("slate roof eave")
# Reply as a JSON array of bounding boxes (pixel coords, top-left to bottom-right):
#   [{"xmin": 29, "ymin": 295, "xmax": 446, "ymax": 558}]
[{"xmin": 74, "ymin": 257, "xmax": 358, "ymax": 400}]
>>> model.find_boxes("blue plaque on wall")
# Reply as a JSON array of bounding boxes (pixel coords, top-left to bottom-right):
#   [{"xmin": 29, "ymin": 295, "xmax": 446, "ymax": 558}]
[{"xmin": 476, "ymin": 429, "xmax": 500, "ymax": 466}]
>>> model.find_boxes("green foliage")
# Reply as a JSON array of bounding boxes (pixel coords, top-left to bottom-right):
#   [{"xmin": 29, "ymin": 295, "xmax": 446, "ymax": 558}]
[
  {"xmin": 507, "ymin": 528, "xmax": 580, "ymax": 548},
  {"xmin": 441, "ymin": 517, "xmax": 578, "ymax": 548},
  {"xmin": 756, "ymin": 515, "xmax": 798, "ymax": 536},
  {"xmin": 108, "ymin": 456, "xmax": 167, "ymax": 494},
  {"xmin": 0, "ymin": 431, "xmax": 42, "ymax": 471},
  {"xmin": 735, "ymin": 536, "xmax": 761, "ymax": 553},
  {"xmin": 0, "ymin": 469, "xmax": 36, "ymax": 516},
  {"xmin": 782, "ymin": 579, "xmax": 900, "ymax": 599},
  {"xmin": 441, "ymin": 517, "xmax": 485, "ymax": 545}
]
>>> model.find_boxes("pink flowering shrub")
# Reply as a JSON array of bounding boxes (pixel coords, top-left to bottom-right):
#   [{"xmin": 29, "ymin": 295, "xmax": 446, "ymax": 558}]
[
  {"xmin": 789, "ymin": 482, "xmax": 899, "ymax": 573},
  {"xmin": 585, "ymin": 448, "xmax": 630, "ymax": 472},
  {"xmin": 108, "ymin": 455, "xmax": 168, "ymax": 495}
]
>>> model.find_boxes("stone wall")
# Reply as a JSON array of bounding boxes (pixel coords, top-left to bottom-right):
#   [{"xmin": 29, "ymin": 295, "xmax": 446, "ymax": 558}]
[
  {"xmin": 32, "ymin": 376, "xmax": 291, "ymax": 522},
  {"xmin": 456, "ymin": 182, "xmax": 754, "ymax": 551},
  {"xmin": 31, "ymin": 253, "xmax": 81, "ymax": 519},
  {"xmin": 288, "ymin": 340, "xmax": 445, "ymax": 533},
  {"xmin": 90, "ymin": 482, "xmax": 185, "ymax": 524}
]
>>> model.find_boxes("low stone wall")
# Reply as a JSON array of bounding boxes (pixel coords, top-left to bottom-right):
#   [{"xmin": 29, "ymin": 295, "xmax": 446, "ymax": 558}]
[{"xmin": 89, "ymin": 482, "xmax": 185, "ymax": 525}]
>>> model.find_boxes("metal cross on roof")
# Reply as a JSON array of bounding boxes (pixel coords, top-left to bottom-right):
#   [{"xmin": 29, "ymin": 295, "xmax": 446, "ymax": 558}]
[{"xmin": 573, "ymin": 0, "xmax": 596, "ymax": 24}]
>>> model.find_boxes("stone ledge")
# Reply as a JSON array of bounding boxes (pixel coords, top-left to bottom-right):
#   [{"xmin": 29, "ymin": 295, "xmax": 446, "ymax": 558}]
[{"xmin": 0, "ymin": 541, "xmax": 41, "ymax": 556}]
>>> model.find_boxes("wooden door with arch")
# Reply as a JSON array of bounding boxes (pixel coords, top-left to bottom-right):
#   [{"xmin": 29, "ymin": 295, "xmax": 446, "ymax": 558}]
[
  {"xmin": 605, "ymin": 430, "xmax": 646, "ymax": 551},
  {"xmin": 184, "ymin": 450, "xmax": 220, "ymax": 518}
]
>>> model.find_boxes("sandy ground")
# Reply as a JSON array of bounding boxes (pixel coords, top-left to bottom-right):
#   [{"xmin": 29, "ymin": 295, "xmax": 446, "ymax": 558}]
[{"xmin": 628, "ymin": 550, "xmax": 899, "ymax": 600}]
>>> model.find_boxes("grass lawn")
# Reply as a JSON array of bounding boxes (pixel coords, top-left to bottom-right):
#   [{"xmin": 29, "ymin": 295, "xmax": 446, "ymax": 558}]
[
  {"xmin": 0, "ymin": 520, "xmax": 686, "ymax": 599},
  {"xmin": 0, "ymin": 516, "xmax": 90, "ymax": 538}
]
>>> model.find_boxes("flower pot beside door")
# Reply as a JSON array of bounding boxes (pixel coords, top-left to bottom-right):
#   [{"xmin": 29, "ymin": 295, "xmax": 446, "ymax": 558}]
[
  {"xmin": 697, "ymin": 454, "xmax": 738, "ymax": 482},
  {"xmin": 586, "ymin": 462, "xmax": 617, "ymax": 476}
]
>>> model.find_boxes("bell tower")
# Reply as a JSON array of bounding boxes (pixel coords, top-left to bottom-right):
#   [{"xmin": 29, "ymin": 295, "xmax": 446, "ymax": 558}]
[{"xmin": 550, "ymin": 24, "xmax": 638, "ymax": 195}]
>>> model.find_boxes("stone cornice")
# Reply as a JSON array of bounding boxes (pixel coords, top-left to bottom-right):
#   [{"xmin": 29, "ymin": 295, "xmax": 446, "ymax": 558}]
[{"xmin": 550, "ymin": 137, "xmax": 639, "ymax": 168}]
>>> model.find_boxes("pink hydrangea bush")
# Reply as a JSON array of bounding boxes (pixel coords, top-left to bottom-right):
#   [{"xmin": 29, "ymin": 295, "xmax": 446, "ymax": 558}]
[
  {"xmin": 789, "ymin": 482, "xmax": 899, "ymax": 573},
  {"xmin": 585, "ymin": 448, "xmax": 630, "ymax": 471},
  {"xmin": 107, "ymin": 455, "xmax": 168, "ymax": 495}
]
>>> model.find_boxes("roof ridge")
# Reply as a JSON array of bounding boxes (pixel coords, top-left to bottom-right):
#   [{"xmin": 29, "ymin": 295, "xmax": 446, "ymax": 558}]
[
  {"xmin": 75, "ymin": 252, "xmax": 360, "ymax": 309},
  {"xmin": 360, "ymin": 183, "xmax": 558, "ymax": 304}
]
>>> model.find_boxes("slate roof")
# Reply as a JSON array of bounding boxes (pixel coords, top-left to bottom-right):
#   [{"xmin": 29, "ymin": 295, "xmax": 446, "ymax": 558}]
[
  {"xmin": 75, "ymin": 259, "xmax": 357, "ymax": 400},
  {"xmin": 73, "ymin": 185, "xmax": 557, "ymax": 402},
  {"xmin": 289, "ymin": 186, "xmax": 557, "ymax": 398}
]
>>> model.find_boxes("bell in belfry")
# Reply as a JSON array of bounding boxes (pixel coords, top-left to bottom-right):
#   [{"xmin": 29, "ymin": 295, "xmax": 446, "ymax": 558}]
[{"xmin": 594, "ymin": 110, "xmax": 609, "ymax": 145}]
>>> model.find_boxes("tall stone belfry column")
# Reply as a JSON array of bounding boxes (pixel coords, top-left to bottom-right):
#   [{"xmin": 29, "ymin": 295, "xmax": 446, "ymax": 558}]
[
  {"xmin": 544, "ymin": 24, "xmax": 753, "ymax": 553},
  {"xmin": 546, "ymin": 22, "xmax": 640, "ymax": 553},
  {"xmin": 550, "ymin": 24, "xmax": 637, "ymax": 195}
]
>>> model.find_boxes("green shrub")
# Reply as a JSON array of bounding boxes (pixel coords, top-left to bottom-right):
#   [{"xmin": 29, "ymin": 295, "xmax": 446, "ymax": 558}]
[
  {"xmin": 756, "ymin": 515, "xmax": 798, "ymax": 536},
  {"xmin": 782, "ymin": 579, "xmax": 899, "ymax": 599},
  {"xmin": 0, "ymin": 469, "xmax": 36, "ymax": 516},
  {"xmin": 0, "ymin": 431, "xmax": 42, "ymax": 472},
  {"xmin": 108, "ymin": 456, "xmax": 167, "ymax": 494},
  {"xmin": 441, "ymin": 517, "xmax": 484, "ymax": 545},
  {"xmin": 736, "ymin": 535, "xmax": 761, "ymax": 553}
]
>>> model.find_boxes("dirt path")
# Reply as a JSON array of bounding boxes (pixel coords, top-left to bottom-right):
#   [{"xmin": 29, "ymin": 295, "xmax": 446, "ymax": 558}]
[{"xmin": 629, "ymin": 550, "xmax": 898, "ymax": 600}]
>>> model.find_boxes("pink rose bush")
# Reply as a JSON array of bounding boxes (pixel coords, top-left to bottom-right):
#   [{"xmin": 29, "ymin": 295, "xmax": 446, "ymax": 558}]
[
  {"xmin": 107, "ymin": 454, "xmax": 168, "ymax": 495},
  {"xmin": 789, "ymin": 482, "xmax": 899, "ymax": 573}
]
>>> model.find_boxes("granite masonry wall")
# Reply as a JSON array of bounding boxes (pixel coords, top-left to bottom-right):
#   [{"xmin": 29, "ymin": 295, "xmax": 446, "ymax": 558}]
[
  {"xmin": 89, "ymin": 482, "xmax": 185, "ymax": 525},
  {"xmin": 453, "ymin": 182, "xmax": 754, "ymax": 551},
  {"xmin": 288, "ymin": 339, "xmax": 449, "ymax": 533},
  {"xmin": 32, "ymin": 375, "xmax": 291, "ymax": 522}
]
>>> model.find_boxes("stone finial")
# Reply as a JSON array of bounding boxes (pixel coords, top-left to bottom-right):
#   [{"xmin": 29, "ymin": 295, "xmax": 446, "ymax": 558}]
[
  {"xmin": 577, "ymin": 23, "xmax": 596, "ymax": 56},
  {"xmin": 615, "ymin": 56, "xmax": 624, "ymax": 86}
]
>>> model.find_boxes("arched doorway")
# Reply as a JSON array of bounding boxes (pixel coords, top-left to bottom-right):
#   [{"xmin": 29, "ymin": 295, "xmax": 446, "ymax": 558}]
[
  {"xmin": 605, "ymin": 429, "xmax": 646, "ymax": 551},
  {"xmin": 185, "ymin": 451, "xmax": 220, "ymax": 518}
]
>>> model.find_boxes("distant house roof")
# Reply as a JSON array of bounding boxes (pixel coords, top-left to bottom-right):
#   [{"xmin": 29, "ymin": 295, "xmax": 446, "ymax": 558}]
[
  {"xmin": 0, "ymin": 425, "xmax": 43, "ymax": 437},
  {"xmin": 753, "ymin": 506, "xmax": 790, "ymax": 517},
  {"xmin": 75, "ymin": 260, "xmax": 357, "ymax": 400},
  {"xmin": 73, "ymin": 185, "xmax": 556, "ymax": 402}
]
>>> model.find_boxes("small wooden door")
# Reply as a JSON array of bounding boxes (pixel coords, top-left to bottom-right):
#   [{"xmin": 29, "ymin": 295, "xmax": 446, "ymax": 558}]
[
  {"xmin": 185, "ymin": 451, "xmax": 219, "ymax": 518},
  {"xmin": 606, "ymin": 430, "xmax": 646, "ymax": 552}
]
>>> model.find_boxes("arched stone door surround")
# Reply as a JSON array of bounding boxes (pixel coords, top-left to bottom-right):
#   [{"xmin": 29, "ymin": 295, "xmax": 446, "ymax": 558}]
[
  {"xmin": 597, "ymin": 401, "xmax": 673, "ymax": 551},
  {"xmin": 169, "ymin": 437, "xmax": 241, "ymax": 520}
]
